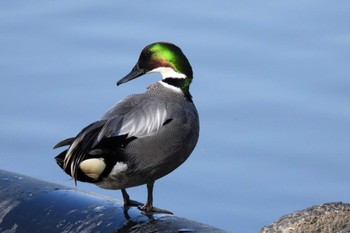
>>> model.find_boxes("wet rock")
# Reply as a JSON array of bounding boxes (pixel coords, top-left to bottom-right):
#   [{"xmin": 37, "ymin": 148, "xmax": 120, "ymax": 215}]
[{"xmin": 0, "ymin": 169, "xmax": 229, "ymax": 233}]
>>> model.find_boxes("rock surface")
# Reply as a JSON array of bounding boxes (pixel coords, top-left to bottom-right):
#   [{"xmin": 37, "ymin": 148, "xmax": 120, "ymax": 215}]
[
  {"xmin": 260, "ymin": 202, "xmax": 350, "ymax": 233},
  {"xmin": 0, "ymin": 169, "xmax": 228, "ymax": 233}
]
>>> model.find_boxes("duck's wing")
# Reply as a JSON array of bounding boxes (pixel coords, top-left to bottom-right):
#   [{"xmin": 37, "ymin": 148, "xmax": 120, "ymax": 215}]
[
  {"xmin": 96, "ymin": 96, "xmax": 168, "ymax": 144},
  {"xmin": 54, "ymin": 94, "xmax": 170, "ymax": 182},
  {"xmin": 53, "ymin": 137, "xmax": 75, "ymax": 149}
]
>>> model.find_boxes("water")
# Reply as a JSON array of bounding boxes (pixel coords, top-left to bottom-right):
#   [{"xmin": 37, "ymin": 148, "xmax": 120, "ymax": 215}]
[{"xmin": 1, "ymin": 1, "xmax": 350, "ymax": 232}]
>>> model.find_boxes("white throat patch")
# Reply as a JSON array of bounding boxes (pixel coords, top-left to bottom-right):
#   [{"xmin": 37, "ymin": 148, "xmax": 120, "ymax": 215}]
[{"xmin": 148, "ymin": 67, "xmax": 186, "ymax": 79}]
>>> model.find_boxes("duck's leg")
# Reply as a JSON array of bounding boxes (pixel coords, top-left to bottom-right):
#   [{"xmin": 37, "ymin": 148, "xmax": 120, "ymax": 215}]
[
  {"xmin": 140, "ymin": 181, "xmax": 173, "ymax": 215},
  {"xmin": 121, "ymin": 189, "xmax": 143, "ymax": 206}
]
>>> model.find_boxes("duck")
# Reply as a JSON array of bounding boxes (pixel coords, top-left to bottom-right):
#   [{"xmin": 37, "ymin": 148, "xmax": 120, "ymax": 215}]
[{"xmin": 54, "ymin": 42, "xmax": 199, "ymax": 214}]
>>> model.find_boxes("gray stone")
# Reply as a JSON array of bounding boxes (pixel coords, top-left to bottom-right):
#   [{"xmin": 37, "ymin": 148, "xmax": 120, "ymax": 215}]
[{"xmin": 260, "ymin": 202, "xmax": 350, "ymax": 233}]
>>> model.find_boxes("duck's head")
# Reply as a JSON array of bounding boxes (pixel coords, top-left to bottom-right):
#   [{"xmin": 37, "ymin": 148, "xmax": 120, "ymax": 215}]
[{"xmin": 117, "ymin": 42, "xmax": 193, "ymax": 86}]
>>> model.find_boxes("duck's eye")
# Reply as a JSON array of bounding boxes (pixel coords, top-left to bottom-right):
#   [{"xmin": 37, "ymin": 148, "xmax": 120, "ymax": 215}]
[{"xmin": 145, "ymin": 50, "xmax": 152, "ymax": 57}]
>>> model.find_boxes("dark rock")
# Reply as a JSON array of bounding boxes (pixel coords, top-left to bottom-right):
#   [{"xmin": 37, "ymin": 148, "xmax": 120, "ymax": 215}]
[{"xmin": 0, "ymin": 169, "xmax": 229, "ymax": 233}]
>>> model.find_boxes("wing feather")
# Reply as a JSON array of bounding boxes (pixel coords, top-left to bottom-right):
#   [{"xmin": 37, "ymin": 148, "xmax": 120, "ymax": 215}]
[
  {"xmin": 98, "ymin": 97, "xmax": 168, "ymax": 140},
  {"xmin": 55, "ymin": 94, "xmax": 169, "ymax": 183}
]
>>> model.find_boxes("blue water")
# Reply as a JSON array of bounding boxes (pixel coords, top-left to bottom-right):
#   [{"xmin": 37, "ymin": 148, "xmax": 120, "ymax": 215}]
[{"xmin": 1, "ymin": 1, "xmax": 350, "ymax": 232}]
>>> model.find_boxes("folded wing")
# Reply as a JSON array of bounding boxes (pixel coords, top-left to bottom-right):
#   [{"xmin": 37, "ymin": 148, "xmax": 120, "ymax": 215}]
[{"xmin": 54, "ymin": 95, "xmax": 169, "ymax": 182}]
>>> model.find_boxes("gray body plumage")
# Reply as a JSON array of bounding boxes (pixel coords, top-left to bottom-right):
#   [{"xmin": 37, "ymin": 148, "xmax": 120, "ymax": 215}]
[
  {"xmin": 57, "ymin": 81, "xmax": 199, "ymax": 190},
  {"xmin": 98, "ymin": 82, "xmax": 199, "ymax": 189}
]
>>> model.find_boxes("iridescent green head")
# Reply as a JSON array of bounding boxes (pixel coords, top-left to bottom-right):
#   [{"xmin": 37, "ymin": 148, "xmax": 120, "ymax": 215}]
[{"xmin": 117, "ymin": 42, "xmax": 193, "ymax": 86}]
